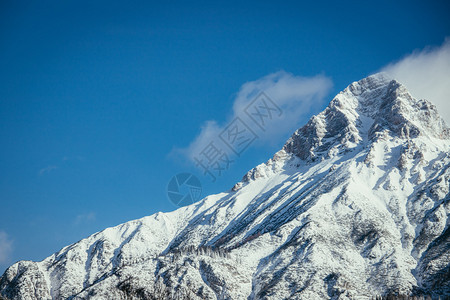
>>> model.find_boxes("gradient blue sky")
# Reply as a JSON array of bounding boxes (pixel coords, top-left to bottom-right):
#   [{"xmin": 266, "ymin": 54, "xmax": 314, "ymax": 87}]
[{"xmin": 0, "ymin": 0, "xmax": 449, "ymax": 272}]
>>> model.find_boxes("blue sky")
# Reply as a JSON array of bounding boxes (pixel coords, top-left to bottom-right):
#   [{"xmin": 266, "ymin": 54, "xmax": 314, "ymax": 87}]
[{"xmin": 0, "ymin": 0, "xmax": 449, "ymax": 272}]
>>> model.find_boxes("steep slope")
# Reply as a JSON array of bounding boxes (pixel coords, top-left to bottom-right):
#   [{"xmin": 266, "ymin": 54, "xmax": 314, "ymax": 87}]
[{"xmin": 1, "ymin": 73, "xmax": 449, "ymax": 300}]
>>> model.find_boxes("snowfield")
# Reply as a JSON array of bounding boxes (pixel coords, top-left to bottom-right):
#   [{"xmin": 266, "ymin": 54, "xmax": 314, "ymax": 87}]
[{"xmin": 1, "ymin": 73, "xmax": 449, "ymax": 299}]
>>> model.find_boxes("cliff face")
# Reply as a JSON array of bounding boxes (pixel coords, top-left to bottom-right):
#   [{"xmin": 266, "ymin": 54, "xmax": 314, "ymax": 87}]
[{"xmin": 1, "ymin": 73, "xmax": 449, "ymax": 299}]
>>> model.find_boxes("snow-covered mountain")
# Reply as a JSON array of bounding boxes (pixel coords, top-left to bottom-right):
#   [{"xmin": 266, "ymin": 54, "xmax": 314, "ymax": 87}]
[{"xmin": 1, "ymin": 73, "xmax": 449, "ymax": 299}]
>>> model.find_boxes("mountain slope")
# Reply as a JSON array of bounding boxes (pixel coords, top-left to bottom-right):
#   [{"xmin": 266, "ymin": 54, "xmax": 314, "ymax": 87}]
[{"xmin": 1, "ymin": 73, "xmax": 449, "ymax": 299}]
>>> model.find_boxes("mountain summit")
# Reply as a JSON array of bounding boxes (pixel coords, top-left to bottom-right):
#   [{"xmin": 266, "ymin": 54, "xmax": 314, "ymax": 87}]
[
  {"xmin": 1, "ymin": 73, "xmax": 449, "ymax": 299},
  {"xmin": 284, "ymin": 73, "xmax": 448, "ymax": 159}
]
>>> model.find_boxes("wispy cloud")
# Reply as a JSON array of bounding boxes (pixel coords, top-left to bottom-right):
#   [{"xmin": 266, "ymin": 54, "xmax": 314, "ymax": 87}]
[
  {"xmin": 0, "ymin": 231, "xmax": 13, "ymax": 265},
  {"xmin": 74, "ymin": 212, "xmax": 96, "ymax": 225},
  {"xmin": 175, "ymin": 71, "xmax": 333, "ymax": 162},
  {"xmin": 38, "ymin": 165, "xmax": 58, "ymax": 176},
  {"xmin": 38, "ymin": 155, "xmax": 85, "ymax": 176},
  {"xmin": 381, "ymin": 38, "xmax": 450, "ymax": 124}
]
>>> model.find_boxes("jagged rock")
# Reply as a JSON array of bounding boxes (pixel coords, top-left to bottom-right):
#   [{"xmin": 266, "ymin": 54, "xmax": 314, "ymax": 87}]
[{"xmin": 1, "ymin": 73, "xmax": 449, "ymax": 299}]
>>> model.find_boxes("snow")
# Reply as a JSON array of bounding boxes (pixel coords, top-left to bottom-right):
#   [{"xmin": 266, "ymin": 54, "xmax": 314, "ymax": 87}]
[{"xmin": 1, "ymin": 73, "xmax": 449, "ymax": 299}]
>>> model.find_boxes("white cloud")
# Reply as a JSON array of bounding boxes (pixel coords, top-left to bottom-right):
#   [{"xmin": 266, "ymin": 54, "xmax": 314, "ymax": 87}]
[
  {"xmin": 38, "ymin": 165, "xmax": 58, "ymax": 176},
  {"xmin": 381, "ymin": 38, "xmax": 450, "ymax": 125},
  {"xmin": 74, "ymin": 212, "xmax": 96, "ymax": 225},
  {"xmin": 39, "ymin": 156, "xmax": 85, "ymax": 176},
  {"xmin": 176, "ymin": 71, "xmax": 333, "ymax": 162},
  {"xmin": 0, "ymin": 231, "xmax": 13, "ymax": 264}
]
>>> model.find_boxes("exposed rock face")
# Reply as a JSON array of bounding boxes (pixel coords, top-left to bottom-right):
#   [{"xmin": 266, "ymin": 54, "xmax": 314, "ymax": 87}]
[
  {"xmin": 283, "ymin": 74, "xmax": 448, "ymax": 162},
  {"xmin": 1, "ymin": 73, "xmax": 449, "ymax": 299}
]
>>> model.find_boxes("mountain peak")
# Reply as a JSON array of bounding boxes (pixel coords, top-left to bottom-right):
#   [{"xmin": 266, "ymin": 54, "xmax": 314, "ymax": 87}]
[
  {"xmin": 240, "ymin": 73, "xmax": 448, "ymax": 184},
  {"xmin": 2, "ymin": 73, "xmax": 449, "ymax": 299},
  {"xmin": 283, "ymin": 73, "xmax": 449, "ymax": 161}
]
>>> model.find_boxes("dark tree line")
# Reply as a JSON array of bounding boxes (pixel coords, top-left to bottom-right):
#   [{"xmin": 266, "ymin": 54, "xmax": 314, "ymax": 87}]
[{"xmin": 164, "ymin": 245, "xmax": 231, "ymax": 260}]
